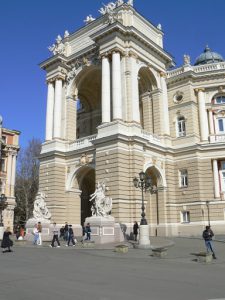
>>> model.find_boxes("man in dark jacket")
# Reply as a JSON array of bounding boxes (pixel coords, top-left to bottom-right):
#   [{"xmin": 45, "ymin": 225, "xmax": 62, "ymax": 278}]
[
  {"xmin": 67, "ymin": 225, "xmax": 75, "ymax": 246},
  {"xmin": 202, "ymin": 225, "xmax": 216, "ymax": 259}
]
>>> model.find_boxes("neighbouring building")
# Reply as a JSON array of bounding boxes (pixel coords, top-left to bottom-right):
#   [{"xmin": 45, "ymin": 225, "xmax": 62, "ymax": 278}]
[
  {"xmin": 38, "ymin": 1, "xmax": 225, "ymax": 236},
  {"xmin": 0, "ymin": 116, "xmax": 20, "ymax": 230}
]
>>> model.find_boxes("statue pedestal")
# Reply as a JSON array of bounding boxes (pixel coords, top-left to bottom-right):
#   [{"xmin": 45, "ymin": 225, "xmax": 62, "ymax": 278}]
[
  {"xmin": 25, "ymin": 218, "xmax": 52, "ymax": 242},
  {"xmin": 136, "ymin": 225, "xmax": 151, "ymax": 249},
  {"xmin": 0, "ymin": 226, "xmax": 4, "ymax": 240},
  {"xmin": 85, "ymin": 216, "xmax": 124, "ymax": 244}
]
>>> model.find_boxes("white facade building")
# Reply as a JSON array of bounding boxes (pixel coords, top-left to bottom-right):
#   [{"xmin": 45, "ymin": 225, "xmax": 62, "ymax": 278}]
[{"xmin": 39, "ymin": 1, "xmax": 225, "ymax": 236}]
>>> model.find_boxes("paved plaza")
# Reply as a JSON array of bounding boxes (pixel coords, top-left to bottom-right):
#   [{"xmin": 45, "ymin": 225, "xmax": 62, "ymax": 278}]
[{"xmin": 1, "ymin": 237, "xmax": 225, "ymax": 300}]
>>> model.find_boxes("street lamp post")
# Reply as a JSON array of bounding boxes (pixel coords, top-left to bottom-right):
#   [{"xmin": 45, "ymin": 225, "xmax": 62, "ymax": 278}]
[
  {"xmin": 133, "ymin": 171, "xmax": 159, "ymax": 248},
  {"xmin": 206, "ymin": 201, "xmax": 210, "ymax": 226},
  {"xmin": 0, "ymin": 193, "xmax": 7, "ymax": 227}
]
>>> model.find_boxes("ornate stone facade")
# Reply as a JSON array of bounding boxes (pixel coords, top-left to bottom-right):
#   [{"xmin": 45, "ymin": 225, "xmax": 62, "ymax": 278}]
[
  {"xmin": 39, "ymin": 1, "xmax": 225, "ymax": 236},
  {"xmin": 0, "ymin": 118, "xmax": 20, "ymax": 231}
]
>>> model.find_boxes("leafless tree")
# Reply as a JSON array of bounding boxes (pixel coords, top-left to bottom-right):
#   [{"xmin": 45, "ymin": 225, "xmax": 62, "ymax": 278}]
[{"xmin": 14, "ymin": 138, "xmax": 42, "ymax": 225}]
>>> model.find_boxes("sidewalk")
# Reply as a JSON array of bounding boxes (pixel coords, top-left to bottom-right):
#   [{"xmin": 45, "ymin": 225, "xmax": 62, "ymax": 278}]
[{"xmin": 13, "ymin": 235, "xmax": 225, "ymax": 263}]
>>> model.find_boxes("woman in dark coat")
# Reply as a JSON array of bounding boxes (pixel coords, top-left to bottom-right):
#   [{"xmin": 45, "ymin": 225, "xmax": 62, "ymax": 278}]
[
  {"xmin": 133, "ymin": 221, "xmax": 139, "ymax": 241},
  {"xmin": 1, "ymin": 227, "xmax": 13, "ymax": 253}
]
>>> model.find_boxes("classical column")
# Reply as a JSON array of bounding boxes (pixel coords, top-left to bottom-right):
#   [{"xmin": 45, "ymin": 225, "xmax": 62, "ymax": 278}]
[
  {"xmin": 45, "ymin": 81, "xmax": 55, "ymax": 141},
  {"xmin": 112, "ymin": 51, "xmax": 122, "ymax": 120},
  {"xmin": 213, "ymin": 159, "xmax": 220, "ymax": 198},
  {"xmin": 6, "ymin": 153, "xmax": 12, "ymax": 195},
  {"xmin": 130, "ymin": 55, "xmax": 140, "ymax": 123},
  {"xmin": 160, "ymin": 73, "xmax": 170, "ymax": 135},
  {"xmin": 101, "ymin": 55, "xmax": 111, "ymax": 123},
  {"xmin": 10, "ymin": 154, "xmax": 16, "ymax": 196},
  {"xmin": 208, "ymin": 109, "xmax": 214, "ymax": 135},
  {"xmin": 53, "ymin": 78, "xmax": 63, "ymax": 139},
  {"xmin": 197, "ymin": 88, "xmax": 209, "ymax": 141}
]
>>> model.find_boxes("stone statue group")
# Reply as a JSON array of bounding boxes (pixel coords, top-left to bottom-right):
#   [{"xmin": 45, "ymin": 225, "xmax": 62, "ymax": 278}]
[{"xmin": 89, "ymin": 182, "xmax": 112, "ymax": 217}]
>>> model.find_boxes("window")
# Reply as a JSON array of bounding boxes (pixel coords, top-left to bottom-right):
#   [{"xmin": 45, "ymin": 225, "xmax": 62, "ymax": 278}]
[
  {"xmin": 179, "ymin": 169, "xmax": 188, "ymax": 187},
  {"xmin": 217, "ymin": 118, "xmax": 225, "ymax": 133},
  {"xmin": 177, "ymin": 116, "xmax": 186, "ymax": 137},
  {"xmin": 2, "ymin": 135, "xmax": 6, "ymax": 143},
  {"xmin": 215, "ymin": 95, "xmax": 225, "ymax": 104},
  {"xmin": 181, "ymin": 211, "xmax": 190, "ymax": 223},
  {"xmin": 0, "ymin": 159, "xmax": 5, "ymax": 172},
  {"xmin": 220, "ymin": 161, "xmax": 225, "ymax": 192}
]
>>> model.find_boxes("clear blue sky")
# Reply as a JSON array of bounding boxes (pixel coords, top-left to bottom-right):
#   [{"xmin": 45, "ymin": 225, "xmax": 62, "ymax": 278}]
[{"xmin": 1, "ymin": 0, "xmax": 225, "ymax": 148}]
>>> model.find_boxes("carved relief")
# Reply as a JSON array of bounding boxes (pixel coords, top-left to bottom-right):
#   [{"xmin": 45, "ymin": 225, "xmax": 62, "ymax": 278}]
[{"xmin": 80, "ymin": 153, "xmax": 90, "ymax": 165}]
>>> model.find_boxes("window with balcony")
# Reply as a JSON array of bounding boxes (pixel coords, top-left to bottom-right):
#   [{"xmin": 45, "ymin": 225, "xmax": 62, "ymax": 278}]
[
  {"xmin": 179, "ymin": 169, "xmax": 188, "ymax": 187},
  {"xmin": 177, "ymin": 116, "xmax": 186, "ymax": 137},
  {"xmin": 181, "ymin": 211, "xmax": 190, "ymax": 223}
]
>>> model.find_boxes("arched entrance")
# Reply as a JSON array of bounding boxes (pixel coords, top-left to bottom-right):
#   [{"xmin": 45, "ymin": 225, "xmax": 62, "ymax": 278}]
[
  {"xmin": 78, "ymin": 166, "xmax": 95, "ymax": 225},
  {"xmin": 144, "ymin": 164, "xmax": 166, "ymax": 236}
]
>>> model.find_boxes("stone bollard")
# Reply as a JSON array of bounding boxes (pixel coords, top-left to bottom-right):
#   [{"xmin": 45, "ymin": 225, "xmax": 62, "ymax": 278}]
[
  {"xmin": 196, "ymin": 252, "xmax": 212, "ymax": 263},
  {"xmin": 114, "ymin": 244, "xmax": 129, "ymax": 253},
  {"xmin": 151, "ymin": 247, "xmax": 168, "ymax": 258},
  {"xmin": 82, "ymin": 241, "xmax": 95, "ymax": 248}
]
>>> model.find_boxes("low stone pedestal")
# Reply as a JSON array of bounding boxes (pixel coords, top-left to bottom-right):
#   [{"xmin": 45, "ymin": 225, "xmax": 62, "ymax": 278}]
[
  {"xmin": 115, "ymin": 245, "xmax": 129, "ymax": 253},
  {"xmin": 15, "ymin": 239, "xmax": 27, "ymax": 246},
  {"xmin": 82, "ymin": 241, "xmax": 95, "ymax": 248},
  {"xmin": 85, "ymin": 216, "xmax": 124, "ymax": 244},
  {"xmin": 196, "ymin": 252, "xmax": 213, "ymax": 263},
  {"xmin": 152, "ymin": 247, "xmax": 168, "ymax": 258}
]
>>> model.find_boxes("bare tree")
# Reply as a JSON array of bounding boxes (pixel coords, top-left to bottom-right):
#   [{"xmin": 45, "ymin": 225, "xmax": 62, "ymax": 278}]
[{"xmin": 14, "ymin": 138, "xmax": 42, "ymax": 225}]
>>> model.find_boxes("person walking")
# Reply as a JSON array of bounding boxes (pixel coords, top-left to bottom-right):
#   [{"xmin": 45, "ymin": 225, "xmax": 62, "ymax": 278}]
[
  {"xmin": 67, "ymin": 225, "xmax": 76, "ymax": 247},
  {"xmin": 133, "ymin": 221, "xmax": 139, "ymax": 241},
  {"xmin": 1, "ymin": 227, "xmax": 13, "ymax": 253},
  {"xmin": 64, "ymin": 222, "xmax": 69, "ymax": 241},
  {"xmin": 202, "ymin": 225, "xmax": 217, "ymax": 259},
  {"xmin": 33, "ymin": 224, "xmax": 39, "ymax": 245},
  {"xmin": 60, "ymin": 226, "xmax": 65, "ymax": 239},
  {"xmin": 37, "ymin": 222, "xmax": 42, "ymax": 246},
  {"xmin": 85, "ymin": 223, "xmax": 91, "ymax": 240},
  {"xmin": 50, "ymin": 223, "xmax": 60, "ymax": 248}
]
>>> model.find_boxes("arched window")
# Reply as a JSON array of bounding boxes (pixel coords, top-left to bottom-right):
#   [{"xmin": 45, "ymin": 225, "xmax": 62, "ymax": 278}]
[{"xmin": 177, "ymin": 116, "xmax": 186, "ymax": 137}]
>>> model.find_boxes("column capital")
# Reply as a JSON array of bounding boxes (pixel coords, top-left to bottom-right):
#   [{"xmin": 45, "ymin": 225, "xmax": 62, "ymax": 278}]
[
  {"xmin": 160, "ymin": 71, "xmax": 167, "ymax": 78},
  {"xmin": 126, "ymin": 50, "xmax": 138, "ymax": 59},
  {"xmin": 111, "ymin": 47, "xmax": 125, "ymax": 56},
  {"xmin": 100, "ymin": 52, "xmax": 110, "ymax": 59},
  {"xmin": 66, "ymin": 95, "xmax": 77, "ymax": 101},
  {"xmin": 195, "ymin": 87, "xmax": 205, "ymax": 93}
]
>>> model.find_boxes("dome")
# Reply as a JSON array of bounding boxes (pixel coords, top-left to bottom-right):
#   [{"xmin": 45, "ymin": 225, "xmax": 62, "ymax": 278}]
[{"xmin": 194, "ymin": 46, "xmax": 224, "ymax": 66}]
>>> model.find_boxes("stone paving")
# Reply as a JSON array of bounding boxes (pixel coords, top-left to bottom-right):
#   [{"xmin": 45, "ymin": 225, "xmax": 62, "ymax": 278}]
[{"xmin": 1, "ymin": 236, "xmax": 225, "ymax": 300}]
